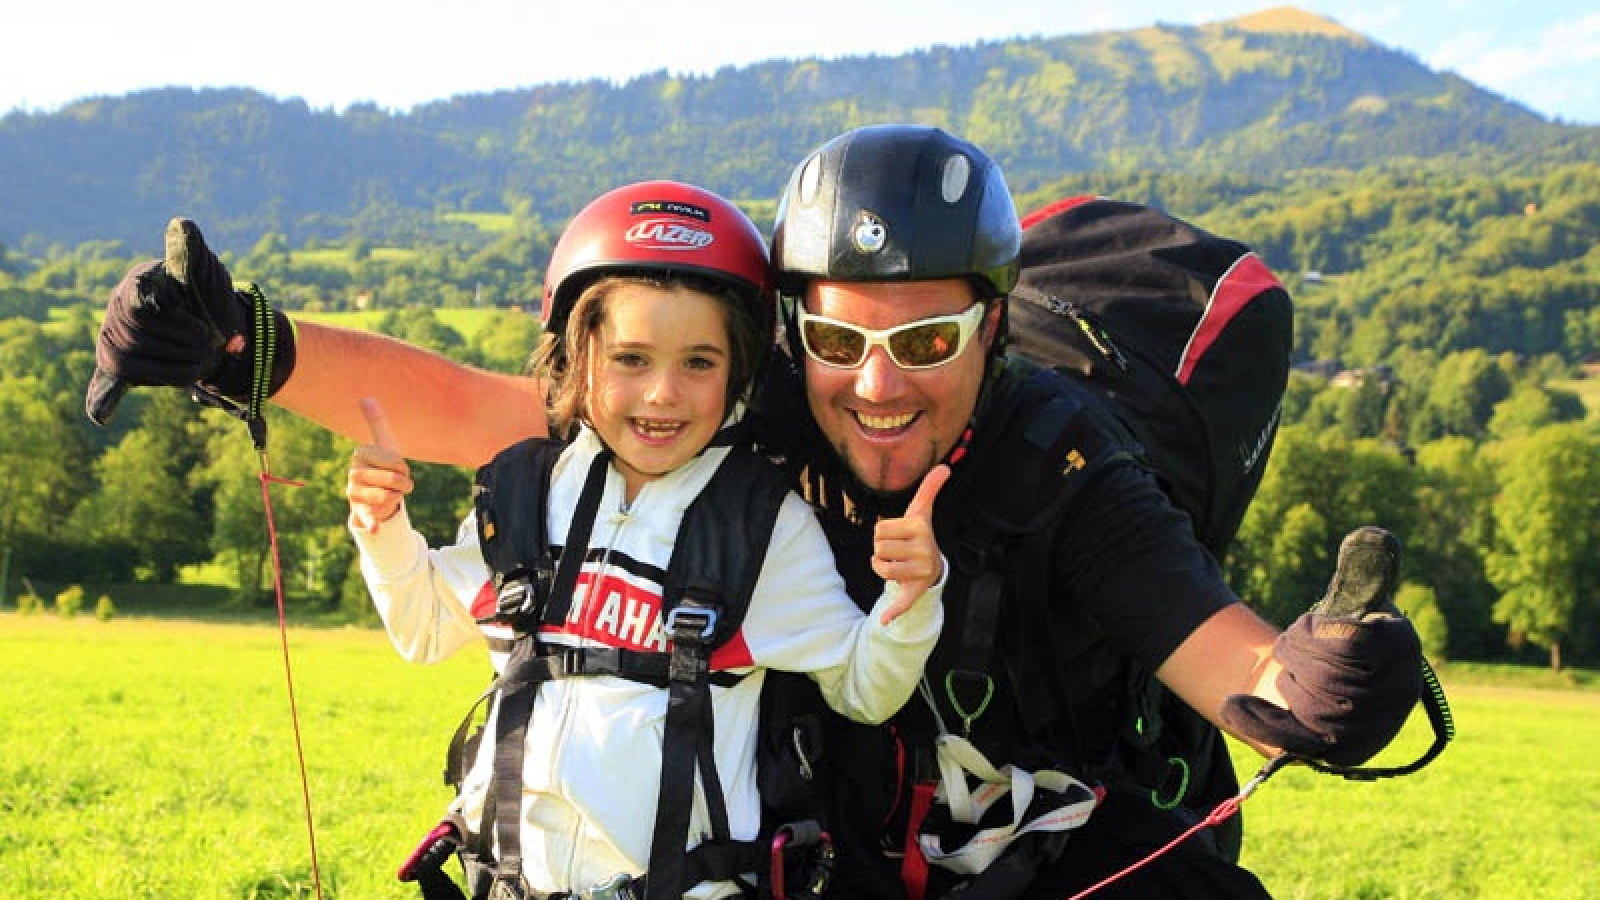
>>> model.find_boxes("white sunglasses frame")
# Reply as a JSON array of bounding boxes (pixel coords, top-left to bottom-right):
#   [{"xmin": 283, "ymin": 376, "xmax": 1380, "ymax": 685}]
[{"xmin": 795, "ymin": 302, "xmax": 987, "ymax": 370}]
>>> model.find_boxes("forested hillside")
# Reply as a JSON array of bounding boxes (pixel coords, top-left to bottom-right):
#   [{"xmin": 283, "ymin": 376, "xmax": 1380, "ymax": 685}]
[
  {"xmin": 0, "ymin": 7, "xmax": 1596, "ymax": 670},
  {"xmin": 3, "ymin": 7, "xmax": 1597, "ymax": 253}
]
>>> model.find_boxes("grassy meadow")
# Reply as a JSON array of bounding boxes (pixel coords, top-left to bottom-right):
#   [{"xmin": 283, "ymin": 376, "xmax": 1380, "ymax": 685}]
[
  {"xmin": 2, "ymin": 614, "xmax": 487, "ymax": 899},
  {"xmin": 292, "ymin": 307, "xmax": 512, "ymax": 338},
  {"xmin": 3, "ymin": 612, "xmax": 1597, "ymax": 899}
]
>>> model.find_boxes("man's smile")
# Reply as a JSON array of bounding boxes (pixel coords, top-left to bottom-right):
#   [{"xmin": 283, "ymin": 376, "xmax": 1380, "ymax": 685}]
[{"xmin": 852, "ymin": 410, "xmax": 919, "ymax": 433}]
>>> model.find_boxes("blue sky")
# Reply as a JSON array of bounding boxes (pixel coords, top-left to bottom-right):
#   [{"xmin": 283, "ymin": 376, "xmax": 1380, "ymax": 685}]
[{"xmin": 7, "ymin": 1, "xmax": 1597, "ymax": 124}]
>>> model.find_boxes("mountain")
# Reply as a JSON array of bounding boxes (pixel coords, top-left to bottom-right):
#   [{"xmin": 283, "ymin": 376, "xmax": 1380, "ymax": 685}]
[{"xmin": 2, "ymin": 6, "xmax": 1596, "ymax": 253}]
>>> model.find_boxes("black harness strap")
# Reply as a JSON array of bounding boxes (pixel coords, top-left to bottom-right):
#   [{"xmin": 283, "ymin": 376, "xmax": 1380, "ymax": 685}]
[
  {"xmin": 647, "ymin": 599, "xmax": 722, "ymax": 900},
  {"xmin": 487, "ymin": 448, "xmax": 612, "ymax": 896},
  {"xmin": 475, "ymin": 440, "xmax": 568, "ymax": 627},
  {"xmin": 540, "ymin": 450, "xmax": 613, "ymax": 627},
  {"xmin": 511, "ymin": 646, "xmax": 746, "ymax": 688},
  {"xmin": 464, "ymin": 437, "xmax": 791, "ymax": 899},
  {"xmin": 941, "ymin": 367, "xmax": 1136, "ymax": 740},
  {"xmin": 415, "ymin": 866, "xmax": 470, "ymax": 900},
  {"xmin": 898, "ymin": 365, "xmax": 1153, "ymax": 897},
  {"xmin": 645, "ymin": 445, "xmax": 790, "ymax": 900},
  {"xmin": 944, "ymin": 564, "xmax": 1002, "ymax": 737}
]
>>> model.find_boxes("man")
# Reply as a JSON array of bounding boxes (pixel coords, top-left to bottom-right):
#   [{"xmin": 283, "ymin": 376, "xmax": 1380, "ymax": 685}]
[{"xmin": 88, "ymin": 125, "xmax": 1423, "ymax": 899}]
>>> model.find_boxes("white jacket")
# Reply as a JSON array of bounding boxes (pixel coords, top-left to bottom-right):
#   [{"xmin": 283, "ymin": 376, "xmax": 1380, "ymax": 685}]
[{"xmin": 353, "ymin": 426, "xmax": 943, "ymax": 898}]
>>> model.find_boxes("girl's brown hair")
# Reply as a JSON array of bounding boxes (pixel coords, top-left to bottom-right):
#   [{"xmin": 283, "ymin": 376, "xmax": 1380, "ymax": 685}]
[{"xmin": 528, "ymin": 271, "xmax": 769, "ymax": 436}]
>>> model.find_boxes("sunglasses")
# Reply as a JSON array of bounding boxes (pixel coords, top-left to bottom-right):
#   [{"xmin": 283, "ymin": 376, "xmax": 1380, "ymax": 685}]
[{"xmin": 796, "ymin": 302, "xmax": 987, "ymax": 370}]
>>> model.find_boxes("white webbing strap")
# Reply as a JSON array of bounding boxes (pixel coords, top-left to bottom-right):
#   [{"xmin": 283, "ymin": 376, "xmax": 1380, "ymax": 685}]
[{"xmin": 917, "ymin": 735, "xmax": 1098, "ymax": 876}]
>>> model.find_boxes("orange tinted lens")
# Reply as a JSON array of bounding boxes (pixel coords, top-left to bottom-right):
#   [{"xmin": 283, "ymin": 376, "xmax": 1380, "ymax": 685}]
[
  {"xmin": 888, "ymin": 321, "xmax": 963, "ymax": 368},
  {"xmin": 803, "ymin": 319, "xmax": 867, "ymax": 367}
]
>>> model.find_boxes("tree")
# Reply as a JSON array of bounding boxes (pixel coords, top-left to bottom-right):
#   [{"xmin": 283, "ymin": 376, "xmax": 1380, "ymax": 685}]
[
  {"xmin": 67, "ymin": 429, "xmax": 205, "ymax": 581},
  {"xmin": 0, "ymin": 376, "xmax": 88, "ymax": 563},
  {"xmin": 1410, "ymin": 437, "xmax": 1500, "ymax": 658},
  {"xmin": 65, "ymin": 391, "xmax": 215, "ymax": 581},
  {"xmin": 1486, "ymin": 424, "xmax": 1600, "ymax": 670},
  {"xmin": 1300, "ymin": 375, "xmax": 1390, "ymax": 439},
  {"xmin": 1396, "ymin": 582, "xmax": 1448, "ymax": 660},
  {"xmin": 197, "ymin": 407, "xmax": 361, "ymax": 608},
  {"xmin": 1229, "ymin": 425, "xmax": 1419, "ymax": 624},
  {"xmin": 1415, "ymin": 349, "xmax": 1511, "ymax": 442},
  {"xmin": 376, "ymin": 306, "xmax": 465, "ymax": 356},
  {"xmin": 196, "ymin": 418, "xmax": 273, "ymax": 605},
  {"xmin": 1487, "ymin": 383, "xmax": 1585, "ymax": 439},
  {"xmin": 469, "ymin": 311, "xmax": 543, "ymax": 374},
  {"xmin": 1252, "ymin": 502, "xmax": 1332, "ymax": 625}
]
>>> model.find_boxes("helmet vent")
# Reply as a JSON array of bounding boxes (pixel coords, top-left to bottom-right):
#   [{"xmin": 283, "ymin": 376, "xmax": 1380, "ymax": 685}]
[
  {"xmin": 797, "ymin": 153, "xmax": 823, "ymax": 205},
  {"xmin": 940, "ymin": 154, "xmax": 971, "ymax": 203}
]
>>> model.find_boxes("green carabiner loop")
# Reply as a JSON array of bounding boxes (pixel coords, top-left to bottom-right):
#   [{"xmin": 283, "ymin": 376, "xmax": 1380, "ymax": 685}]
[
  {"xmin": 1150, "ymin": 756, "xmax": 1190, "ymax": 811},
  {"xmin": 944, "ymin": 670, "xmax": 994, "ymax": 736}
]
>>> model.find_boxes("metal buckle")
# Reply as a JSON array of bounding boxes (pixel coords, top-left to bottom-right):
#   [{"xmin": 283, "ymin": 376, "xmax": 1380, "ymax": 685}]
[
  {"xmin": 664, "ymin": 606, "xmax": 718, "ymax": 640},
  {"xmin": 561, "ymin": 646, "xmax": 587, "ymax": 675},
  {"xmin": 575, "ymin": 873, "xmax": 639, "ymax": 900},
  {"xmin": 496, "ymin": 575, "xmax": 541, "ymax": 629},
  {"xmin": 488, "ymin": 873, "xmax": 530, "ymax": 900}
]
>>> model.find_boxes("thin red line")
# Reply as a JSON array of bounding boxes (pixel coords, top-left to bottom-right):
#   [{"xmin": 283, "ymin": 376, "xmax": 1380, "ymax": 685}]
[
  {"xmin": 259, "ymin": 470, "xmax": 324, "ymax": 900},
  {"xmin": 1064, "ymin": 795, "xmax": 1245, "ymax": 900}
]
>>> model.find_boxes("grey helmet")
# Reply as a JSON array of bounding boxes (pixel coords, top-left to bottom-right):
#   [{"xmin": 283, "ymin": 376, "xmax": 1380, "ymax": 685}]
[{"xmin": 771, "ymin": 125, "xmax": 1021, "ymax": 299}]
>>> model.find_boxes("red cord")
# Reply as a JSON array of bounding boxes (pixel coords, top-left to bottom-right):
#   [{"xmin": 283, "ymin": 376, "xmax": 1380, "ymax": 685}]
[
  {"xmin": 1063, "ymin": 794, "xmax": 1246, "ymax": 900},
  {"xmin": 259, "ymin": 470, "xmax": 324, "ymax": 900}
]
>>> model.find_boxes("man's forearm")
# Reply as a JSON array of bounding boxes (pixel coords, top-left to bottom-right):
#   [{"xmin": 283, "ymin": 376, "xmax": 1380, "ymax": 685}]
[
  {"xmin": 1157, "ymin": 602, "xmax": 1285, "ymax": 756},
  {"xmin": 274, "ymin": 320, "xmax": 547, "ymax": 468}
]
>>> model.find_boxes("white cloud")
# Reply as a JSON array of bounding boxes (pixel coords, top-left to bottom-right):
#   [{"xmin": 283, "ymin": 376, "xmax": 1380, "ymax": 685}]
[
  {"xmin": 1428, "ymin": 11, "xmax": 1600, "ymax": 121},
  {"xmin": 1441, "ymin": 12, "xmax": 1600, "ymax": 80}
]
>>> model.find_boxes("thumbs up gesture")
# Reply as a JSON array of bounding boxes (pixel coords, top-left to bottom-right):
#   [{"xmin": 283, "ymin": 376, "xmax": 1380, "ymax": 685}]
[
  {"xmin": 872, "ymin": 464, "xmax": 951, "ymax": 624},
  {"xmin": 346, "ymin": 397, "xmax": 415, "ymax": 534}
]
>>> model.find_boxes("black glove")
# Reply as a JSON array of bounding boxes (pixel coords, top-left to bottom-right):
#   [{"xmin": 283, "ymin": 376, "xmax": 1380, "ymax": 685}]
[
  {"xmin": 86, "ymin": 217, "xmax": 296, "ymax": 425},
  {"xmin": 396, "ymin": 820, "xmax": 462, "ymax": 882},
  {"xmin": 1221, "ymin": 526, "xmax": 1423, "ymax": 767}
]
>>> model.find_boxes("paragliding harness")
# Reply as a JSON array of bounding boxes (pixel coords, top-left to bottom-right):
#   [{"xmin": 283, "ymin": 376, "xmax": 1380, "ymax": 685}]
[
  {"xmin": 1012, "ymin": 195, "xmax": 1298, "ymax": 864},
  {"xmin": 878, "ymin": 364, "xmax": 1126, "ymax": 900},
  {"xmin": 884, "ymin": 197, "xmax": 1452, "ymax": 900},
  {"xmin": 1010, "ymin": 195, "xmax": 1451, "ymax": 846},
  {"xmin": 869, "ymin": 196, "xmax": 1299, "ymax": 899},
  {"xmin": 411, "ymin": 433, "xmax": 836, "ymax": 900}
]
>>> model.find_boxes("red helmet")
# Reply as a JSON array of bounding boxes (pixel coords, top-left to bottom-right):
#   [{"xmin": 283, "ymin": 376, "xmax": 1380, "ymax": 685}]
[{"xmin": 542, "ymin": 180, "xmax": 774, "ymax": 340}]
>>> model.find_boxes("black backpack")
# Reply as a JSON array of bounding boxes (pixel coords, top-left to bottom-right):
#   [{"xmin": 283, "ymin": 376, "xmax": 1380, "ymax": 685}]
[
  {"xmin": 433, "ymin": 435, "xmax": 834, "ymax": 900},
  {"xmin": 1008, "ymin": 196, "xmax": 1293, "ymax": 559},
  {"xmin": 1000, "ymin": 196, "xmax": 1293, "ymax": 861}
]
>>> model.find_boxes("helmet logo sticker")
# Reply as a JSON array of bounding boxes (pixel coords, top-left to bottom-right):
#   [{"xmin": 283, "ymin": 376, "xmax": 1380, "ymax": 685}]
[
  {"xmin": 940, "ymin": 154, "xmax": 971, "ymax": 203},
  {"xmin": 629, "ymin": 199, "xmax": 711, "ymax": 222},
  {"xmin": 852, "ymin": 211, "xmax": 888, "ymax": 255},
  {"xmin": 624, "ymin": 219, "xmax": 715, "ymax": 251}
]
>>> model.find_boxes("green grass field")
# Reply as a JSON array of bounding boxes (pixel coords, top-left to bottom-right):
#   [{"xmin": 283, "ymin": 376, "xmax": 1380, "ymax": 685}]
[
  {"xmin": 3, "ymin": 613, "xmax": 1595, "ymax": 899},
  {"xmin": 293, "ymin": 307, "xmax": 514, "ymax": 340}
]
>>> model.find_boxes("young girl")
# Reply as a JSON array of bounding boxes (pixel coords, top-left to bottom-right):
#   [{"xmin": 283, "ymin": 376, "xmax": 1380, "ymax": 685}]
[{"xmin": 346, "ymin": 181, "xmax": 947, "ymax": 900}]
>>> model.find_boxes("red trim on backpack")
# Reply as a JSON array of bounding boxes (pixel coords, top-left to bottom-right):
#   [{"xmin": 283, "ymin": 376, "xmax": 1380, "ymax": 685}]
[
  {"xmin": 1019, "ymin": 195, "xmax": 1098, "ymax": 230},
  {"xmin": 1175, "ymin": 253, "xmax": 1281, "ymax": 386}
]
